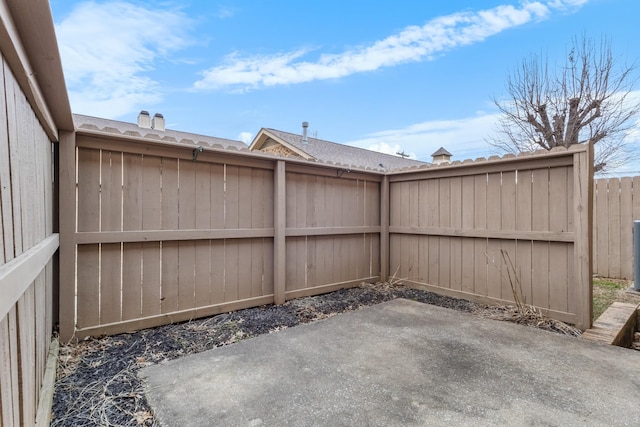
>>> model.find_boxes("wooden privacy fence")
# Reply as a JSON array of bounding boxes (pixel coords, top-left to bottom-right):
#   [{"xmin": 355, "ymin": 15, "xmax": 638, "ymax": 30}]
[
  {"xmin": 0, "ymin": 58, "xmax": 57, "ymax": 425},
  {"xmin": 59, "ymin": 132, "xmax": 381, "ymax": 340},
  {"xmin": 388, "ymin": 146, "xmax": 593, "ymax": 328},
  {"xmin": 593, "ymin": 176, "xmax": 640, "ymax": 279},
  {"xmin": 59, "ymin": 132, "xmax": 593, "ymax": 340}
]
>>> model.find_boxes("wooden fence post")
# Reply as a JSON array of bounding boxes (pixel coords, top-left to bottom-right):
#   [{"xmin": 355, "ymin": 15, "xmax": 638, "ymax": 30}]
[
  {"xmin": 574, "ymin": 144, "xmax": 594, "ymax": 330},
  {"xmin": 274, "ymin": 160, "xmax": 286, "ymax": 304},
  {"xmin": 380, "ymin": 175, "xmax": 390, "ymax": 282},
  {"xmin": 58, "ymin": 130, "xmax": 76, "ymax": 342}
]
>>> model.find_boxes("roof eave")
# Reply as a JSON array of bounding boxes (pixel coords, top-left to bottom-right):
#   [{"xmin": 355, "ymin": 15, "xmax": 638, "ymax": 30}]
[{"xmin": 4, "ymin": 0, "xmax": 74, "ymax": 135}]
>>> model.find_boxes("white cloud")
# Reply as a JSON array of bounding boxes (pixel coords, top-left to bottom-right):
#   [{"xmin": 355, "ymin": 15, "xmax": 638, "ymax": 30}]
[
  {"xmin": 194, "ymin": 0, "xmax": 586, "ymax": 91},
  {"xmin": 346, "ymin": 113, "xmax": 503, "ymax": 163},
  {"xmin": 237, "ymin": 131, "xmax": 253, "ymax": 144},
  {"xmin": 55, "ymin": 1, "xmax": 193, "ymax": 118}
]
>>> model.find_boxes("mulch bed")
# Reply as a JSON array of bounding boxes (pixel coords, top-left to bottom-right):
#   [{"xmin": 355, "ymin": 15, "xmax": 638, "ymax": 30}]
[{"xmin": 50, "ymin": 283, "xmax": 580, "ymax": 426}]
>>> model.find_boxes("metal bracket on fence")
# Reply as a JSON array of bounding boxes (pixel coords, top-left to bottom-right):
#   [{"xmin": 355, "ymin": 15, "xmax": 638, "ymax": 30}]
[
  {"xmin": 192, "ymin": 146, "xmax": 204, "ymax": 161},
  {"xmin": 337, "ymin": 168, "xmax": 351, "ymax": 178}
]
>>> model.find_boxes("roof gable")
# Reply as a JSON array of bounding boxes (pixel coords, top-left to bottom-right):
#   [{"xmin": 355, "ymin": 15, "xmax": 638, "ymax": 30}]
[
  {"xmin": 250, "ymin": 127, "xmax": 428, "ymax": 171},
  {"xmin": 249, "ymin": 129, "xmax": 314, "ymax": 160}
]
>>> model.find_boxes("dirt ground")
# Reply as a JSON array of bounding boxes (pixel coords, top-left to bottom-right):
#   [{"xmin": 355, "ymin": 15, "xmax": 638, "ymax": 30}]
[{"xmin": 50, "ymin": 283, "xmax": 581, "ymax": 427}]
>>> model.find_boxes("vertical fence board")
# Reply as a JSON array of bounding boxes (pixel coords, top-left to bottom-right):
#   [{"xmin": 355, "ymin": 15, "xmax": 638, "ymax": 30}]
[
  {"xmin": 449, "ymin": 177, "xmax": 462, "ymax": 291},
  {"xmin": 161, "ymin": 241, "xmax": 179, "ymax": 313},
  {"xmin": 210, "ymin": 240, "xmax": 225, "ymax": 304},
  {"xmin": 251, "ymin": 238, "xmax": 264, "ymax": 297},
  {"xmin": 178, "ymin": 241, "xmax": 196, "ymax": 310},
  {"xmin": 35, "ymin": 273, "xmax": 46, "ymax": 394},
  {"xmin": 141, "ymin": 158, "xmax": 162, "ymax": 316},
  {"xmin": 238, "ymin": 239, "xmax": 253, "ymax": 300},
  {"xmin": 141, "ymin": 242, "xmax": 161, "ymax": 317},
  {"xmin": 439, "ymin": 179, "xmax": 451, "ymax": 287},
  {"xmin": 123, "ymin": 154, "xmax": 143, "ymax": 231},
  {"xmin": 0, "ymin": 314, "xmax": 17, "ymax": 427},
  {"xmin": 531, "ymin": 241, "xmax": 549, "ymax": 309},
  {"xmin": 195, "ymin": 240, "xmax": 211, "ymax": 305},
  {"xmin": 224, "ymin": 241, "xmax": 239, "ymax": 301},
  {"xmin": 142, "ymin": 156, "xmax": 162, "ymax": 230},
  {"xmin": 607, "ymin": 178, "xmax": 621, "ymax": 278},
  {"xmin": 195, "ymin": 162, "xmax": 211, "ymax": 230},
  {"xmin": 238, "ymin": 167, "xmax": 253, "ymax": 229},
  {"xmin": 77, "ymin": 148, "xmax": 101, "ymax": 232},
  {"xmin": 122, "ymin": 243, "xmax": 143, "ymax": 321},
  {"xmin": 100, "ymin": 243, "xmax": 122, "ymax": 324},
  {"xmin": 77, "ymin": 245, "xmax": 99, "ymax": 328},
  {"xmin": 595, "ymin": 179, "xmax": 609, "ymax": 277},
  {"xmin": 210, "ymin": 164, "xmax": 225, "ymax": 228},
  {"xmin": 225, "ymin": 166, "xmax": 239, "ymax": 229},
  {"xmin": 486, "ymin": 173, "xmax": 502, "ymax": 298},
  {"xmin": 549, "ymin": 242, "xmax": 569, "ymax": 313},
  {"xmin": 460, "ymin": 176, "xmax": 475, "ymax": 293},
  {"xmin": 619, "ymin": 177, "xmax": 633, "ymax": 279},
  {"xmin": 101, "ymin": 151, "xmax": 122, "ymax": 232},
  {"xmin": 473, "ymin": 175, "xmax": 487, "ymax": 296},
  {"xmin": 17, "ymin": 288, "xmax": 36, "ymax": 423},
  {"xmin": 161, "ymin": 159, "xmax": 179, "ymax": 230}
]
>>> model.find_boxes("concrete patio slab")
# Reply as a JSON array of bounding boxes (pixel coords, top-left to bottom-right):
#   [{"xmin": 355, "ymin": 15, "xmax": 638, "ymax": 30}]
[{"xmin": 139, "ymin": 299, "xmax": 640, "ymax": 426}]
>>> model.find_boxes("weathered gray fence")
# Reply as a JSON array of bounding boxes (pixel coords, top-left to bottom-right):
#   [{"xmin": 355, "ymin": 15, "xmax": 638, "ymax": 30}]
[{"xmin": 0, "ymin": 1, "xmax": 73, "ymax": 424}]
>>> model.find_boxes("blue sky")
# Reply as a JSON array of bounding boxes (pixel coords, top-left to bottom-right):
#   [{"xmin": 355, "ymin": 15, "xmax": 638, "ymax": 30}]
[{"xmin": 50, "ymin": 0, "xmax": 640, "ymax": 174}]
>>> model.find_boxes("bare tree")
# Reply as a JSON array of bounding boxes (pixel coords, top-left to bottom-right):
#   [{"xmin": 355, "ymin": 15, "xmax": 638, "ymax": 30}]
[{"xmin": 491, "ymin": 35, "xmax": 639, "ymax": 173}]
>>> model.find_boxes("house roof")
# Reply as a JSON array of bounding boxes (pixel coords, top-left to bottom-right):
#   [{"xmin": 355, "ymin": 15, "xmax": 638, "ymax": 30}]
[
  {"xmin": 73, "ymin": 114, "xmax": 248, "ymax": 150},
  {"xmin": 250, "ymin": 128, "xmax": 428, "ymax": 171}
]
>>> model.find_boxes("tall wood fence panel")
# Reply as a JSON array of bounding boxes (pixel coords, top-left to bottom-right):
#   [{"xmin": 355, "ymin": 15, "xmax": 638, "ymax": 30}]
[
  {"xmin": 59, "ymin": 134, "xmax": 382, "ymax": 340},
  {"xmin": 388, "ymin": 147, "xmax": 593, "ymax": 329},
  {"xmin": 593, "ymin": 176, "xmax": 640, "ymax": 279},
  {"xmin": 0, "ymin": 57, "xmax": 57, "ymax": 427},
  {"xmin": 284, "ymin": 169, "xmax": 380, "ymax": 299}
]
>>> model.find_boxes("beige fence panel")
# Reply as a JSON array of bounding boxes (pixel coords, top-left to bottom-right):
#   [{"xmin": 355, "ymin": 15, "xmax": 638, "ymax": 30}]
[
  {"xmin": 66, "ymin": 138, "xmax": 278, "ymax": 338},
  {"xmin": 284, "ymin": 171, "xmax": 381, "ymax": 299},
  {"xmin": 388, "ymin": 147, "xmax": 593, "ymax": 329},
  {"xmin": 60, "ymin": 133, "xmax": 383, "ymax": 340},
  {"xmin": 60, "ymin": 131, "xmax": 593, "ymax": 339},
  {"xmin": 593, "ymin": 176, "xmax": 640, "ymax": 279},
  {"xmin": 0, "ymin": 56, "xmax": 57, "ymax": 427}
]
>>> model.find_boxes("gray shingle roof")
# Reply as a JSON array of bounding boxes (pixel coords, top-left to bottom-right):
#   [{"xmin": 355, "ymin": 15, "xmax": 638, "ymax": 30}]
[
  {"xmin": 73, "ymin": 114, "xmax": 248, "ymax": 150},
  {"xmin": 431, "ymin": 147, "xmax": 452, "ymax": 157},
  {"xmin": 264, "ymin": 128, "xmax": 428, "ymax": 171}
]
